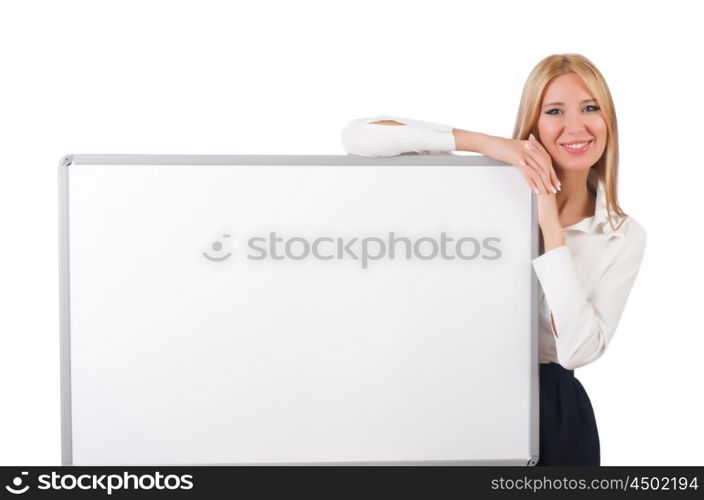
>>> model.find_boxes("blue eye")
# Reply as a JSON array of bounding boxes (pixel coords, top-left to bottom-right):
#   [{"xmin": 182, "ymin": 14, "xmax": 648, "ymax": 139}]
[{"xmin": 545, "ymin": 105, "xmax": 600, "ymax": 115}]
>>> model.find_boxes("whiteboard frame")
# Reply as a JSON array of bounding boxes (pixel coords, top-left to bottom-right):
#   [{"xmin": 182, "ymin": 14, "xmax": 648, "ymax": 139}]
[{"xmin": 58, "ymin": 153, "xmax": 540, "ymax": 466}]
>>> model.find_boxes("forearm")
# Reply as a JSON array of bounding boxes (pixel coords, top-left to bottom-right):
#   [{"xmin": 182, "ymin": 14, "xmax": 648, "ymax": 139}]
[{"xmin": 451, "ymin": 128, "xmax": 494, "ymax": 155}]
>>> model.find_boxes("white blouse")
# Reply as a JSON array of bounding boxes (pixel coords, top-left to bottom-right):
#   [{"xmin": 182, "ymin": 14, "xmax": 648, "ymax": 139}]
[{"xmin": 341, "ymin": 115, "xmax": 648, "ymax": 370}]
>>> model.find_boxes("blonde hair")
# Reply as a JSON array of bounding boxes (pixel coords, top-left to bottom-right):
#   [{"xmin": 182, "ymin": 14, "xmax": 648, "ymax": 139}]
[{"xmin": 512, "ymin": 53, "xmax": 627, "ymax": 230}]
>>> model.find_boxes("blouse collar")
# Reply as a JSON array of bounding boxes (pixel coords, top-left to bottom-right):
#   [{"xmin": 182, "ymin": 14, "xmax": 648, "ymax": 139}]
[{"xmin": 562, "ymin": 174, "xmax": 626, "ymax": 238}]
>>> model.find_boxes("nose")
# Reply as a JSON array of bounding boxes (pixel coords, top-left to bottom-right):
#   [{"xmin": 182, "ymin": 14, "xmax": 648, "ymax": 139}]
[{"xmin": 564, "ymin": 111, "xmax": 588, "ymax": 135}]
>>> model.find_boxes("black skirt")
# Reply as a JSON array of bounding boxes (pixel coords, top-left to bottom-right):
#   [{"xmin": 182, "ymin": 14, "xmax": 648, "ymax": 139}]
[{"xmin": 536, "ymin": 362, "xmax": 601, "ymax": 466}]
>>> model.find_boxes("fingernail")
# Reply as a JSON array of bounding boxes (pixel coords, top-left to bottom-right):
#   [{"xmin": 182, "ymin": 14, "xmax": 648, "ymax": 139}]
[
  {"xmin": 534, "ymin": 188, "xmax": 539, "ymax": 194},
  {"xmin": 552, "ymin": 187, "xmax": 557, "ymax": 193}
]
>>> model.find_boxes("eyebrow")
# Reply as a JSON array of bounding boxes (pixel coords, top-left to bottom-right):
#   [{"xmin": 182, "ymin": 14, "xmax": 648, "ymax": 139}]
[{"xmin": 543, "ymin": 98, "xmax": 597, "ymax": 108}]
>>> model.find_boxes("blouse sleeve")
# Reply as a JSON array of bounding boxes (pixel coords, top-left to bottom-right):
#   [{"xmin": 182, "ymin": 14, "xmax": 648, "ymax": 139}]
[
  {"xmin": 531, "ymin": 224, "xmax": 647, "ymax": 370},
  {"xmin": 341, "ymin": 115, "xmax": 456, "ymax": 157}
]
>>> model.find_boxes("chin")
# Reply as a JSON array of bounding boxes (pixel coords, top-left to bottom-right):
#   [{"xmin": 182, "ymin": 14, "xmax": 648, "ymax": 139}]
[{"xmin": 558, "ymin": 154, "xmax": 600, "ymax": 171}]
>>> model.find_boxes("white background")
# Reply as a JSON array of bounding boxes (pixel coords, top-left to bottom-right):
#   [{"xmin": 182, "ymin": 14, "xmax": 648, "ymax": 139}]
[{"xmin": 1, "ymin": 0, "xmax": 701, "ymax": 465}]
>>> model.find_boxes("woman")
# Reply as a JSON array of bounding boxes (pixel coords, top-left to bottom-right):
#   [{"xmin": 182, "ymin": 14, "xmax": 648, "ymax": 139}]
[{"xmin": 341, "ymin": 53, "xmax": 647, "ymax": 466}]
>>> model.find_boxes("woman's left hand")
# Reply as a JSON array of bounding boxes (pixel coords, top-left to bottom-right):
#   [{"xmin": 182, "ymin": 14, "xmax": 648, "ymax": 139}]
[{"xmin": 524, "ymin": 134, "xmax": 561, "ymax": 228}]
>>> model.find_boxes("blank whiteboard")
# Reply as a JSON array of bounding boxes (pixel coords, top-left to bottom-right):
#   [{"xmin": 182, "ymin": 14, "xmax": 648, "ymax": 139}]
[{"xmin": 58, "ymin": 154, "xmax": 540, "ymax": 466}]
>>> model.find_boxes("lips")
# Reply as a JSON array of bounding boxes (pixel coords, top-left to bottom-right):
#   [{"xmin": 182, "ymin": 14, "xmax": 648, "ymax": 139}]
[{"xmin": 560, "ymin": 140, "xmax": 592, "ymax": 154}]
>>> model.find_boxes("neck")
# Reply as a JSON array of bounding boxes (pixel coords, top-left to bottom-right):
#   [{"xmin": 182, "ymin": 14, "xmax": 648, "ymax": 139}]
[{"xmin": 554, "ymin": 168, "xmax": 593, "ymax": 217}]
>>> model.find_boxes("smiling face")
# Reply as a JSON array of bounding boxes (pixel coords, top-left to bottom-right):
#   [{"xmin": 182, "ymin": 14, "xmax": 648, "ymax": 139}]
[{"xmin": 537, "ymin": 72, "xmax": 607, "ymax": 171}]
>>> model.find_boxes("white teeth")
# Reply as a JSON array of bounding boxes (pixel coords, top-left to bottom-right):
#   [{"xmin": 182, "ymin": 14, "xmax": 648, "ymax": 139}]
[{"xmin": 563, "ymin": 141, "xmax": 590, "ymax": 149}]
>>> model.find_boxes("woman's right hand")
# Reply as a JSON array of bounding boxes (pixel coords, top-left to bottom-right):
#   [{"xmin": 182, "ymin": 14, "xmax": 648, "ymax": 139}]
[{"xmin": 480, "ymin": 134, "xmax": 561, "ymax": 194}]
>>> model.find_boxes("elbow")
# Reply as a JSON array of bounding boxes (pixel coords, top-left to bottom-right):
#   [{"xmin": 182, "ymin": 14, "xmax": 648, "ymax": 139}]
[
  {"xmin": 558, "ymin": 356, "xmax": 592, "ymax": 371},
  {"xmin": 341, "ymin": 120, "xmax": 370, "ymax": 156},
  {"xmin": 558, "ymin": 351, "xmax": 601, "ymax": 371},
  {"xmin": 557, "ymin": 327, "xmax": 608, "ymax": 371}
]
